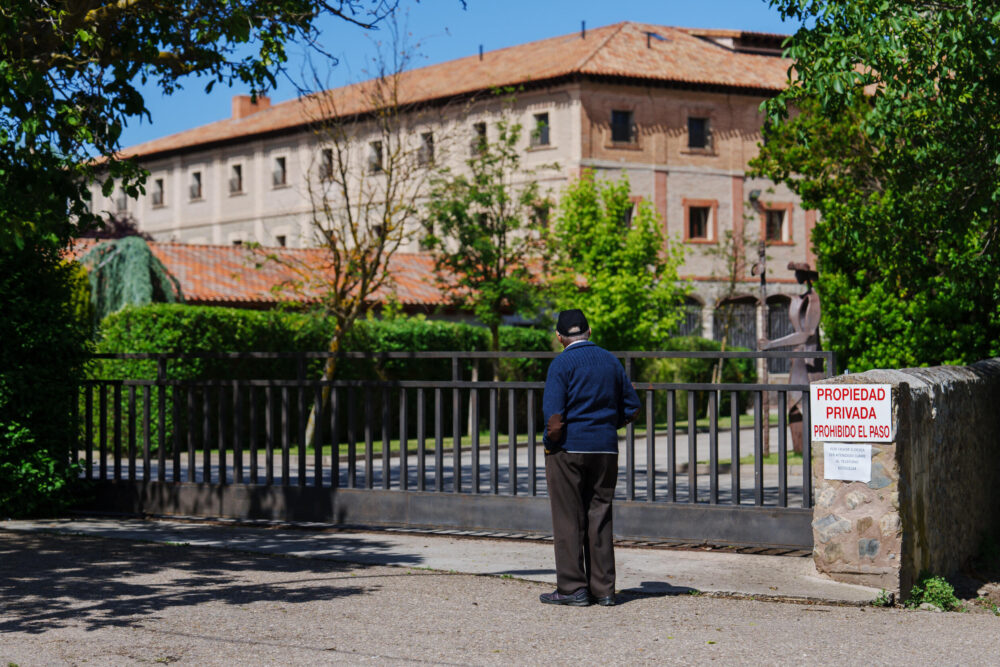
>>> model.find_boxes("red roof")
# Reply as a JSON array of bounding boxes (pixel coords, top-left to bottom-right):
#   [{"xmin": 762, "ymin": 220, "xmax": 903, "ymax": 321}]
[
  {"xmin": 119, "ymin": 22, "xmax": 789, "ymax": 160},
  {"xmin": 70, "ymin": 239, "xmax": 448, "ymax": 309}
]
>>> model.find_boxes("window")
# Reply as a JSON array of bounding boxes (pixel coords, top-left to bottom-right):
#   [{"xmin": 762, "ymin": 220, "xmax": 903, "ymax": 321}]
[
  {"xmin": 151, "ymin": 179, "xmax": 164, "ymax": 207},
  {"xmin": 320, "ymin": 148, "xmax": 333, "ymax": 180},
  {"xmin": 418, "ymin": 132, "xmax": 434, "ymax": 166},
  {"xmin": 682, "ymin": 198, "xmax": 717, "ymax": 243},
  {"xmin": 115, "ymin": 189, "xmax": 128, "ymax": 212},
  {"xmin": 471, "ymin": 122, "xmax": 487, "ymax": 155},
  {"xmin": 189, "ymin": 171, "xmax": 202, "ymax": 200},
  {"xmin": 368, "ymin": 141, "xmax": 383, "ymax": 173},
  {"xmin": 687, "ymin": 116, "xmax": 711, "ymax": 149},
  {"xmin": 232, "ymin": 239, "xmax": 243, "ymax": 246},
  {"xmin": 689, "ymin": 207, "xmax": 710, "ymax": 239},
  {"xmin": 276, "ymin": 234, "xmax": 287, "ymax": 247},
  {"xmin": 531, "ymin": 112, "xmax": 550, "ymax": 147},
  {"xmin": 610, "ymin": 110, "xmax": 635, "ymax": 143},
  {"xmin": 229, "ymin": 164, "xmax": 243, "ymax": 194},
  {"xmin": 272, "ymin": 157, "xmax": 287, "ymax": 187},
  {"xmin": 765, "ymin": 208, "xmax": 787, "ymax": 242}
]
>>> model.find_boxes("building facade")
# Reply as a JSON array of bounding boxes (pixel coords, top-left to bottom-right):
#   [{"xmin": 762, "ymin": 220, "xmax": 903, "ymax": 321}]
[{"xmin": 93, "ymin": 22, "xmax": 814, "ymax": 357}]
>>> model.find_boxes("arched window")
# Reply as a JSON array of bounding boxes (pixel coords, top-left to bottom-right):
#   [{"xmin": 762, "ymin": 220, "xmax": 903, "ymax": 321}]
[
  {"xmin": 676, "ymin": 297, "xmax": 703, "ymax": 337},
  {"xmin": 767, "ymin": 295, "xmax": 794, "ymax": 373},
  {"xmin": 713, "ymin": 297, "xmax": 757, "ymax": 350}
]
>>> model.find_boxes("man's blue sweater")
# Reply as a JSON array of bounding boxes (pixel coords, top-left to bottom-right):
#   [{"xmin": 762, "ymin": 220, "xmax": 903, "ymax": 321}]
[{"xmin": 542, "ymin": 341, "xmax": 641, "ymax": 454}]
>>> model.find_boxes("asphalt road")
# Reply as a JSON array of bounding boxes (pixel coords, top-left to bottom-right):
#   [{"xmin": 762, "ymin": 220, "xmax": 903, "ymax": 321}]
[{"xmin": 2, "ymin": 530, "xmax": 998, "ymax": 665}]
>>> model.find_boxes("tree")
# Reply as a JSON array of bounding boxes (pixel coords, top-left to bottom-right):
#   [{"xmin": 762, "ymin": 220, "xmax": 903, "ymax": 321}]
[
  {"xmin": 0, "ymin": 0, "xmax": 406, "ymax": 515},
  {"xmin": 754, "ymin": 1, "xmax": 1000, "ymax": 371},
  {"xmin": 423, "ymin": 116, "xmax": 552, "ymax": 373},
  {"xmin": 0, "ymin": 0, "xmax": 403, "ymax": 250},
  {"xmin": 548, "ymin": 172, "xmax": 686, "ymax": 351},
  {"xmin": 256, "ymin": 21, "xmax": 439, "ymax": 419}
]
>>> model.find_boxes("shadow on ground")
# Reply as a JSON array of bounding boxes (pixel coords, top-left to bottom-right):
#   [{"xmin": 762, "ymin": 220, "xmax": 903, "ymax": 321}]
[{"xmin": 0, "ymin": 530, "xmax": 424, "ymax": 635}]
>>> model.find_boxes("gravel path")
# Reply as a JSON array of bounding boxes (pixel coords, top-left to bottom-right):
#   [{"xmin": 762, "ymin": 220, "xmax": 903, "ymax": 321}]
[{"xmin": 2, "ymin": 531, "xmax": 997, "ymax": 665}]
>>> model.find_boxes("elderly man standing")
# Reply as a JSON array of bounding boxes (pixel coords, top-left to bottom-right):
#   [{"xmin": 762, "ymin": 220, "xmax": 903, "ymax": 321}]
[{"xmin": 539, "ymin": 309, "xmax": 640, "ymax": 607}]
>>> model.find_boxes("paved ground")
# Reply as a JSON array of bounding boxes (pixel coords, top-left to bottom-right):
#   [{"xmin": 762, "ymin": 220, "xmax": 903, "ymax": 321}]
[{"xmin": 2, "ymin": 520, "xmax": 1000, "ymax": 665}]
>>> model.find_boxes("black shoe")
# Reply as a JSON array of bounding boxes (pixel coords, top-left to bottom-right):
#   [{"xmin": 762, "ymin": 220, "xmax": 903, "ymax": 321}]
[
  {"xmin": 592, "ymin": 594, "xmax": 615, "ymax": 607},
  {"xmin": 539, "ymin": 588, "xmax": 591, "ymax": 606}
]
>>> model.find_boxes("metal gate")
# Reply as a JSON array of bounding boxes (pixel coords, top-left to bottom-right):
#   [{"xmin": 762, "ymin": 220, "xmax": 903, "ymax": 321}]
[{"xmin": 77, "ymin": 350, "xmax": 834, "ymax": 549}]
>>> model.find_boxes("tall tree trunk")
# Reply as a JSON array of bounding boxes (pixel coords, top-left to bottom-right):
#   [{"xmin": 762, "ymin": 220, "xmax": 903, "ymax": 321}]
[{"xmin": 304, "ymin": 323, "xmax": 343, "ymax": 451}]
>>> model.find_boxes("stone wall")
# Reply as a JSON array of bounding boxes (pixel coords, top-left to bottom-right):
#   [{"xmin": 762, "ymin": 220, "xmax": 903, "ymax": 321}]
[{"xmin": 811, "ymin": 359, "xmax": 1000, "ymax": 594}]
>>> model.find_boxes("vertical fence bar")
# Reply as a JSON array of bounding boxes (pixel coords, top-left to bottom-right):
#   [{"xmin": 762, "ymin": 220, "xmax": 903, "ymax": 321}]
[
  {"xmin": 218, "ymin": 384, "xmax": 227, "ymax": 485},
  {"xmin": 99, "ymin": 384, "xmax": 107, "ymax": 480},
  {"xmin": 709, "ymin": 391, "xmax": 719, "ymax": 505},
  {"xmin": 452, "ymin": 386, "xmax": 461, "ymax": 493},
  {"xmin": 778, "ymin": 390, "xmax": 788, "ymax": 508},
  {"xmin": 71, "ymin": 382, "xmax": 79, "ymax": 470},
  {"xmin": 314, "ymin": 383, "xmax": 323, "ymax": 489},
  {"xmin": 250, "ymin": 385, "xmax": 259, "ymax": 484},
  {"xmin": 382, "ymin": 387, "xmax": 391, "ymax": 490},
  {"xmin": 281, "ymin": 386, "xmax": 291, "ymax": 487},
  {"xmin": 802, "ymin": 391, "xmax": 812, "ymax": 509},
  {"xmin": 330, "ymin": 387, "xmax": 340, "ymax": 489},
  {"xmin": 172, "ymin": 386, "xmax": 182, "ymax": 483},
  {"xmin": 626, "ymin": 403, "xmax": 635, "ymax": 501},
  {"xmin": 365, "ymin": 386, "xmax": 375, "ymax": 490},
  {"xmin": 730, "ymin": 391, "xmax": 740, "ymax": 505},
  {"xmin": 753, "ymin": 391, "xmax": 763, "ymax": 506},
  {"xmin": 347, "ymin": 387, "xmax": 357, "ymax": 489},
  {"xmin": 687, "ymin": 390, "xmax": 697, "ymax": 503},
  {"xmin": 399, "ymin": 387, "xmax": 408, "ymax": 491},
  {"xmin": 472, "ymin": 389, "xmax": 480, "ymax": 494},
  {"xmin": 434, "ymin": 387, "xmax": 443, "ymax": 493},
  {"xmin": 666, "ymin": 389, "xmax": 676, "ymax": 503},
  {"xmin": 202, "ymin": 386, "xmax": 211, "ymax": 484},
  {"xmin": 266, "ymin": 385, "xmax": 276, "ymax": 485},
  {"xmin": 490, "ymin": 387, "xmax": 499, "ymax": 494},
  {"xmin": 85, "ymin": 384, "xmax": 93, "ymax": 480},
  {"xmin": 416, "ymin": 387, "xmax": 426, "ymax": 492},
  {"xmin": 646, "ymin": 390, "xmax": 655, "ymax": 502},
  {"xmin": 113, "ymin": 384, "xmax": 122, "ymax": 481},
  {"xmin": 527, "ymin": 390, "xmax": 536, "ymax": 497},
  {"xmin": 142, "ymin": 386, "xmax": 151, "ymax": 481},
  {"xmin": 266, "ymin": 385, "xmax": 275, "ymax": 486},
  {"xmin": 297, "ymin": 358, "xmax": 307, "ymax": 487},
  {"xmin": 127, "ymin": 385, "xmax": 136, "ymax": 482},
  {"xmin": 508, "ymin": 388, "xmax": 517, "ymax": 496},
  {"xmin": 235, "ymin": 383, "xmax": 244, "ymax": 484},
  {"xmin": 156, "ymin": 384, "xmax": 165, "ymax": 483}
]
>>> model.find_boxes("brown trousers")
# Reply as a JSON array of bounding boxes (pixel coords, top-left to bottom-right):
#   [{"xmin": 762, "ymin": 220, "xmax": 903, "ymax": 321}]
[{"xmin": 544, "ymin": 451, "xmax": 618, "ymax": 597}]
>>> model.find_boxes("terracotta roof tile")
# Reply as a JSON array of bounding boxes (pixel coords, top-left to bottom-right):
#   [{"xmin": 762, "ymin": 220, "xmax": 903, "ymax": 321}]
[
  {"xmin": 69, "ymin": 240, "xmax": 447, "ymax": 308},
  {"xmin": 120, "ymin": 22, "xmax": 789, "ymax": 160}
]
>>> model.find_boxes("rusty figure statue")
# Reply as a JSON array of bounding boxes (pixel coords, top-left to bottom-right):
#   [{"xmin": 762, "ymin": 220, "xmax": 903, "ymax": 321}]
[{"xmin": 758, "ymin": 262, "xmax": 823, "ymax": 454}]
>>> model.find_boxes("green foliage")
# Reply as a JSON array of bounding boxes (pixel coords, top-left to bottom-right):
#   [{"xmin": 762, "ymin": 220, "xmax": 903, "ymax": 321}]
[
  {"xmin": 423, "ymin": 117, "xmax": 551, "ymax": 352},
  {"xmin": 79, "ymin": 237, "xmax": 183, "ymax": 322},
  {"xmin": 872, "ymin": 589, "xmax": 895, "ymax": 608},
  {"xmin": 905, "ymin": 574, "xmax": 961, "ymax": 612},
  {"xmin": 637, "ymin": 337, "xmax": 756, "ymax": 417},
  {"xmin": 0, "ymin": 242, "xmax": 89, "ymax": 517},
  {"xmin": 549, "ymin": 172, "xmax": 686, "ymax": 351},
  {"xmin": 756, "ymin": 2, "xmax": 1000, "ymax": 370},
  {"xmin": 0, "ymin": 0, "xmax": 397, "ymax": 250},
  {"xmin": 65, "ymin": 260, "xmax": 94, "ymax": 332}
]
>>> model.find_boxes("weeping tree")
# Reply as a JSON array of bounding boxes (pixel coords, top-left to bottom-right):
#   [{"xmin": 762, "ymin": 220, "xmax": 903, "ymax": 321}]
[{"xmin": 79, "ymin": 236, "xmax": 183, "ymax": 323}]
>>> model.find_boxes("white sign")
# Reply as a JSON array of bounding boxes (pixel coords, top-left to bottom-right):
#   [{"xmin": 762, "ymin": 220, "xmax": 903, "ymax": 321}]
[
  {"xmin": 810, "ymin": 384, "xmax": 892, "ymax": 442},
  {"xmin": 824, "ymin": 443, "xmax": 872, "ymax": 482}
]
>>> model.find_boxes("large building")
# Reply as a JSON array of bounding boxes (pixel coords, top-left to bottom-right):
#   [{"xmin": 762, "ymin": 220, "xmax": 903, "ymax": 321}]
[{"xmin": 93, "ymin": 21, "xmax": 814, "ymax": 358}]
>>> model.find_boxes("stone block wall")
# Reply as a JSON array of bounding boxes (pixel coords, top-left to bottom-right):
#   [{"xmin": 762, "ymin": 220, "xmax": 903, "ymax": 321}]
[{"xmin": 811, "ymin": 359, "xmax": 1000, "ymax": 594}]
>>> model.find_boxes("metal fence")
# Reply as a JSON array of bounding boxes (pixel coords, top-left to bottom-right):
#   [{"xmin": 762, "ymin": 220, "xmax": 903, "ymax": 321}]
[{"xmin": 77, "ymin": 349, "xmax": 835, "ymax": 548}]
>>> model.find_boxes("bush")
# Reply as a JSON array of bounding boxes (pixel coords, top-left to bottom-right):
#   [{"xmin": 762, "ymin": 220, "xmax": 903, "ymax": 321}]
[
  {"xmin": 0, "ymin": 243, "xmax": 90, "ymax": 517},
  {"xmin": 636, "ymin": 337, "xmax": 757, "ymax": 419},
  {"xmin": 905, "ymin": 574, "xmax": 961, "ymax": 612}
]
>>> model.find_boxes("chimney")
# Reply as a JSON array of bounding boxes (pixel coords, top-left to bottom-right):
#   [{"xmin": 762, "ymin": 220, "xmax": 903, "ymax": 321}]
[{"xmin": 232, "ymin": 94, "xmax": 271, "ymax": 120}]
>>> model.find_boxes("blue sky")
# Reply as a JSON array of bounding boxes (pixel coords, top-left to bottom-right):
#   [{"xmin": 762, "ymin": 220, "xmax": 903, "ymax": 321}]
[{"xmin": 120, "ymin": 0, "xmax": 797, "ymax": 148}]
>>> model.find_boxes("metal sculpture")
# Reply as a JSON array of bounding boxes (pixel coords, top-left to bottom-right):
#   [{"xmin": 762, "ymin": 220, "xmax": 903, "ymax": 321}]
[{"xmin": 758, "ymin": 262, "xmax": 823, "ymax": 454}]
